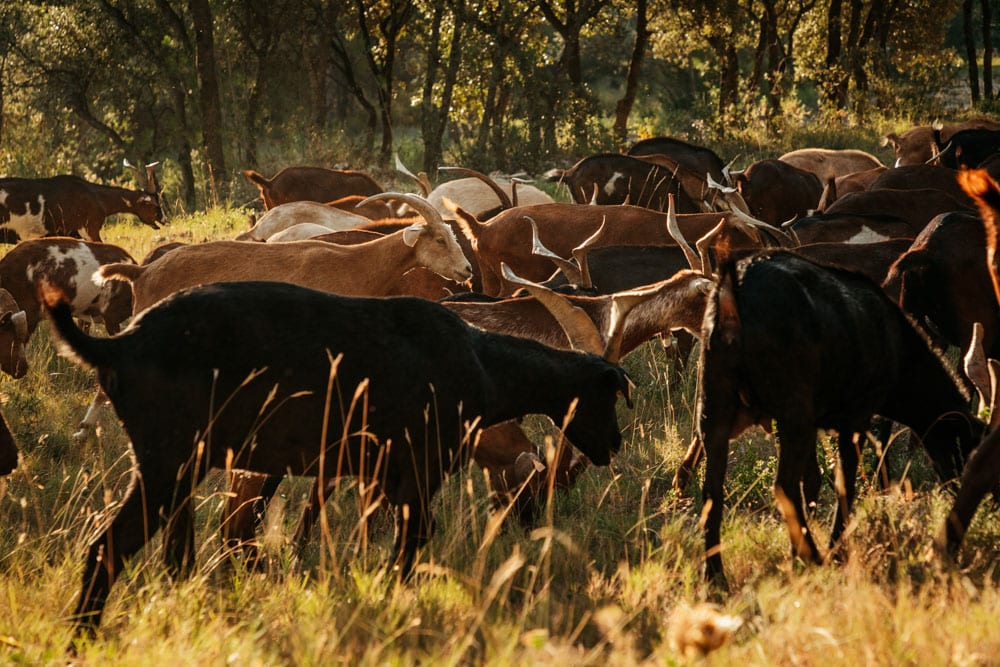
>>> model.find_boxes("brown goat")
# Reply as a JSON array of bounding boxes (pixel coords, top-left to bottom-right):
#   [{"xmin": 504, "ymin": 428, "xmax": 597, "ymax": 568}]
[
  {"xmin": 102, "ymin": 194, "xmax": 473, "ymax": 314},
  {"xmin": 243, "ymin": 166, "xmax": 382, "ymax": 209}
]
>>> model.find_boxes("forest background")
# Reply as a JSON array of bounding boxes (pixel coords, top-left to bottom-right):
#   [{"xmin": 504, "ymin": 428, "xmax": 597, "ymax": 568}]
[{"xmin": 0, "ymin": 0, "xmax": 997, "ymax": 211}]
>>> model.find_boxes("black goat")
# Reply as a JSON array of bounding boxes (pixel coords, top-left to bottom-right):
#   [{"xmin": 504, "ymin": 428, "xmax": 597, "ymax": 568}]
[
  {"xmin": 698, "ymin": 251, "xmax": 982, "ymax": 586},
  {"xmin": 942, "ymin": 170, "xmax": 1000, "ymax": 555},
  {"xmin": 44, "ymin": 280, "xmax": 630, "ymax": 638}
]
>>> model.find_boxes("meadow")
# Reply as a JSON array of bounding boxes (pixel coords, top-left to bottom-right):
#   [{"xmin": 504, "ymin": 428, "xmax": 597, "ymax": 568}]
[{"xmin": 1, "ymin": 183, "xmax": 1000, "ymax": 666}]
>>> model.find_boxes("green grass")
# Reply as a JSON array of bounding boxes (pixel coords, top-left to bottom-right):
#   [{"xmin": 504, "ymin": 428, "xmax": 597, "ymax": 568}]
[{"xmin": 0, "ymin": 212, "xmax": 999, "ymax": 664}]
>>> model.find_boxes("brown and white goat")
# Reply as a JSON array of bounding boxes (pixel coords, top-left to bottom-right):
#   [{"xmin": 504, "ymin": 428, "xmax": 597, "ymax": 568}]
[{"xmin": 0, "ymin": 162, "xmax": 162, "ymax": 242}]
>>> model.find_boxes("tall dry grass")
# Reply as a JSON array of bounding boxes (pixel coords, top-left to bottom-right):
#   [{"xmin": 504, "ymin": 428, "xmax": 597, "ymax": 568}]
[{"xmin": 0, "ymin": 211, "xmax": 997, "ymax": 664}]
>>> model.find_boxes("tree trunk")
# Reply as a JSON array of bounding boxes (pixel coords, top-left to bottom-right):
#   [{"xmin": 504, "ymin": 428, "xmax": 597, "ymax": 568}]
[
  {"xmin": 983, "ymin": 0, "xmax": 994, "ymax": 100},
  {"xmin": 188, "ymin": 0, "xmax": 228, "ymax": 200},
  {"xmin": 422, "ymin": 10, "xmax": 463, "ymax": 173},
  {"xmin": 824, "ymin": 0, "xmax": 843, "ymax": 106},
  {"xmin": 613, "ymin": 0, "xmax": 649, "ymax": 147},
  {"xmin": 966, "ymin": 0, "xmax": 981, "ymax": 104}
]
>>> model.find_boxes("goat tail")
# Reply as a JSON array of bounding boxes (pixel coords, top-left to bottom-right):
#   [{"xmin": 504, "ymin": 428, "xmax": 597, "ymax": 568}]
[
  {"xmin": 100, "ymin": 262, "xmax": 144, "ymax": 284},
  {"xmin": 39, "ymin": 282, "xmax": 117, "ymax": 370},
  {"xmin": 242, "ymin": 169, "xmax": 270, "ymax": 187}
]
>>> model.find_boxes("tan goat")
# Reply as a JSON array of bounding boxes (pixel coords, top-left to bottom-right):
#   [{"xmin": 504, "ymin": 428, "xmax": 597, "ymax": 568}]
[{"xmin": 102, "ymin": 193, "xmax": 473, "ymax": 314}]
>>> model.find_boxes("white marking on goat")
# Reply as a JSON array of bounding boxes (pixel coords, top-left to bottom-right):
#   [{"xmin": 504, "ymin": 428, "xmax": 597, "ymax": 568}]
[
  {"xmin": 893, "ymin": 158, "xmax": 901, "ymax": 168},
  {"xmin": 845, "ymin": 226, "xmax": 891, "ymax": 244},
  {"xmin": 604, "ymin": 172, "xmax": 625, "ymax": 196},
  {"xmin": 27, "ymin": 245, "xmax": 110, "ymax": 314},
  {"xmin": 0, "ymin": 194, "xmax": 47, "ymax": 240}
]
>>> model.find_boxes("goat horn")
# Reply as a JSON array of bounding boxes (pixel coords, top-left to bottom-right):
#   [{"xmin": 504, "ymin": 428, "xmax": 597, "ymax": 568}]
[
  {"xmin": 706, "ymin": 172, "xmax": 737, "ymax": 193},
  {"xmin": 603, "ymin": 283, "xmax": 664, "ymax": 362},
  {"xmin": 989, "ymin": 359, "xmax": 1000, "ymax": 431},
  {"xmin": 358, "ymin": 192, "xmax": 443, "ymax": 226},
  {"xmin": 11, "ymin": 310, "xmax": 27, "ymax": 343},
  {"xmin": 694, "ymin": 218, "xmax": 728, "ymax": 277},
  {"xmin": 500, "ymin": 263, "xmax": 604, "ymax": 355},
  {"xmin": 527, "ymin": 217, "xmax": 584, "ymax": 285},
  {"xmin": 395, "ymin": 154, "xmax": 431, "ymax": 197},
  {"xmin": 725, "ymin": 205, "xmax": 767, "ymax": 244},
  {"xmin": 439, "ymin": 166, "xmax": 513, "ymax": 210},
  {"xmin": 665, "ymin": 194, "xmax": 701, "ymax": 272},
  {"xmin": 964, "ymin": 322, "xmax": 991, "ymax": 415},
  {"xmin": 569, "ymin": 216, "xmax": 609, "ymax": 290}
]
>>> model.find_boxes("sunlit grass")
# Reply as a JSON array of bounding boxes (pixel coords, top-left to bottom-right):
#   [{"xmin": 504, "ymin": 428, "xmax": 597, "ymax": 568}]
[{"xmin": 0, "ymin": 206, "xmax": 997, "ymax": 664}]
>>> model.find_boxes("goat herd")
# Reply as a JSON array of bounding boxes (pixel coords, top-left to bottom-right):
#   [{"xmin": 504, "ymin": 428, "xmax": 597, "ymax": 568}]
[{"xmin": 2, "ymin": 118, "xmax": 1000, "ymax": 646}]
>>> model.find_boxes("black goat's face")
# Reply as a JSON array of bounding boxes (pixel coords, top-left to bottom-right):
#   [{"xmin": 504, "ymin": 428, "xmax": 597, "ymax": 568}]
[{"xmin": 562, "ymin": 365, "xmax": 630, "ymax": 466}]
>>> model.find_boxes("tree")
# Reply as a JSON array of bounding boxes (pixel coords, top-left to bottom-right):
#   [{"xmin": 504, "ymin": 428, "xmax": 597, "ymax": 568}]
[
  {"xmin": 613, "ymin": 0, "xmax": 650, "ymax": 146},
  {"xmin": 354, "ymin": 0, "xmax": 414, "ymax": 161},
  {"xmin": 188, "ymin": 0, "xmax": 227, "ymax": 199}
]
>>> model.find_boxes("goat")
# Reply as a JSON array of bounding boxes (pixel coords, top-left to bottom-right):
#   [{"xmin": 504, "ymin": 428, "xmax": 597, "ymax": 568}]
[
  {"xmin": 101, "ymin": 193, "xmax": 473, "ymax": 314},
  {"xmin": 941, "ymin": 170, "xmax": 1000, "ymax": 555},
  {"xmin": 697, "ymin": 250, "xmax": 983, "ymax": 586},
  {"xmin": 453, "ymin": 203, "xmax": 771, "ymax": 296},
  {"xmin": 0, "ymin": 408, "xmax": 18, "ymax": 476},
  {"xmin": 226, "ymin": 260, "xmax": 693, "ymax": 549},
  {"xmin": 545, "ymin": 153, "xmax": 700, "ymax": 212},
  {"xmin": 234, "ymin": 200, "xmax": 369, "ymax": 241},
  {"xmin": 729, "ymin": 159, "xmax": 823, "ymax": 225},
  {"xmin": 934, "ymin": 128, "xmax": 1000, "ymax": 170},
  {"xmin": 882, "ymin": 118, "xmax": 1000, "ymax": 166},
  {"xmin": 869, "ymin": 165, "xmax": 973, "ymax": 207},
  {"xmin": 822, "ymin": 188, "xmax": 972, "ymax": 233},
  {"xmin": 0, "ymin": 162, "xmax": 162, "ymax": 242},
  {"xmin": 778, "ymin": 148, "xmax": 884, "ymax": 180},
  {"xmin": 815, "ymin": 166, "xmax": 888, "ymax": 209},
  {"xmin": 0, "ymin": 237, "xmax": 134, "ymax": 338},
  {"xmin": 44, "ymin": 279, "xmax": 631, "ymax": 638},
  {"xmin": 0, "ymin": 289, "xmax": 28, "ymax": 378},
  {"xmin": 242, "ymin": 166, "xmax": 382, "ymax": 210},
  {"xmin": 882, "ymin": 212, "xmax": 998, "ymax": 357},
  {"xmin": 627, "ymin": 136, "xmax": 729, "ymax": 184},
  {"xmin": 786, "ymin": 212, "xmax": 916, "ymax": 245}
]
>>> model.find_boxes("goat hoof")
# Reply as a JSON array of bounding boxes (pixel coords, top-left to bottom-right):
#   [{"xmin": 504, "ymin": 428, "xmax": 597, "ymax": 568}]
[{"xmin": 72, "ymin": 425, "xmax": 95, "ymax": 444}]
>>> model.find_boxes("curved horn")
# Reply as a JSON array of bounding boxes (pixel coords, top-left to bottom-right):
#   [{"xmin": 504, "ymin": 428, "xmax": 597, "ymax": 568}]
[
  {"xmin": 568, "ymin": 217, "xmax": 611, "ymax": 290},
  {"xmin": 705, "ymin": 172, "xmax": 737, "ymax": 194},
  {"xmin": 395, "ymin": 154, "xmax": 431, "ymax": 197},
  {"xmin": 439, "ymin": 166, "xmax": 513, "ymax": 210},
  {"xmin": 510, "ymin": 176, "xmax": 533, "ymax": 209},
  {"xmin": 965, "ymin": 322, "xmax": 991, "ymax": 413},
  {"xmin": 693, "ymin": 218, "xmax": 728, "ymax": 276},
  {"xmin": 11, "ymin": 310, "xmax": 27, "ymax": 342},
  {"xmin": 665, "ymin": 195, "xmax": 701, "ymax": 272},
  {"xmin": 500, "ymin": 263, "xmax": 604, "ymax": 355},
  {"xmin": 358, "ymin": 192, "xmax": 443, "ymax": 226},
  {"xmin": 527, "ymin": 217, "xmax": 585, "ymax": 285}
]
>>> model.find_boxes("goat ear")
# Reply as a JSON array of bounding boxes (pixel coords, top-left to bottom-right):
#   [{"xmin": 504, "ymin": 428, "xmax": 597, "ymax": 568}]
[
  {"xmin": 402, "ymin": 223, "xmax": 424, "ymax": 247},
  {"xmin": 615, "ymin": 369, "xmax": 634, "ymax": 409}
]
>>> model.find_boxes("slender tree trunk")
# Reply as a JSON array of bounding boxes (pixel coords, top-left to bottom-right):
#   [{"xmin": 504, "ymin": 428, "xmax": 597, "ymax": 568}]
[
  {"xmin": 188, "ymin": 0, "xmax": 227, "ymax": 200},
  {"xmin": 171, "ymin": 88, "xmax": 196, "ymax": 209},
  {"xmin": 824, "ymin": 0, "xmax": 843, "ymax": 106},
  {"xmin": 965, "ymin": 0, "xmax": 981, "ymax": 104},
  {"xmin": 422, "ymin": 8, "xmax": 463, "ymax": 172},
  {"xmin": 983, "ymin": 0, "xmax": 994, "ymax": 100},
  {"xmin": 613, "ymin": 0, "xmax": 649, "ymax": 147}
]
